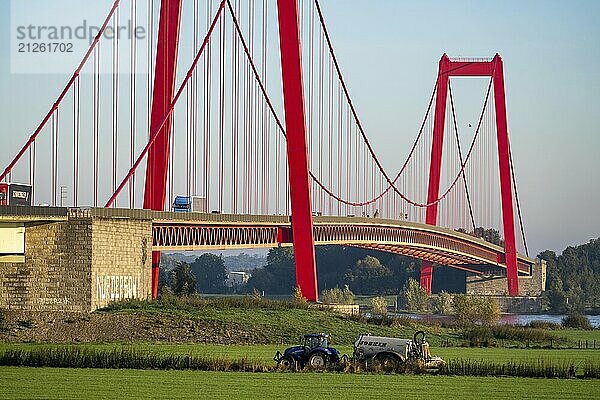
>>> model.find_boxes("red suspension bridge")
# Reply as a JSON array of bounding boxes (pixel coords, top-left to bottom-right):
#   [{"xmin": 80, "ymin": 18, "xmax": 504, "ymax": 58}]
[{"xmin": 0, "ymin": 0, "xmax": 532, "ymax": 301}]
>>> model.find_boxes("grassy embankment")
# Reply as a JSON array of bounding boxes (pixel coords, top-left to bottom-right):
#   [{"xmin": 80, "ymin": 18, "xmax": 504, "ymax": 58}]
[
  {"xmin": 95, "ymin": 297, "xmax": 599, "ymax": 347},
  {"xmin": 99, "ymin": 297, "xmax": 459, "ymax": 346},
  {"xmin": 2, "ymin": 296, "xmax": 597, "ymax": 349}
]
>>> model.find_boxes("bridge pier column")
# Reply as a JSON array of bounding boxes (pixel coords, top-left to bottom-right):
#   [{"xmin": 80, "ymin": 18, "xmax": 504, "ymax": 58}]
[
  {"xmin": 143, "ymin": 0, "xmax": 183, "ymax": 299},
  {"xmin": 492, "ymin": 54, "xmax": 519, "ymax": 296},
  {"xmin": 420, "ymin": 54, "xmax": 450, "ymax": 295},
  {"xmin": 276, "ymin": 0, "xmax": 318, "ymax": 301},
  {"xmin": 420, "ymin": 261, "xmax": 433, "ymax": 294}
]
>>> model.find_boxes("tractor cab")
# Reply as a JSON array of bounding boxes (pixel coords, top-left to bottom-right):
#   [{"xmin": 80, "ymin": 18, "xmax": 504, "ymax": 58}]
[{"xmin": 303, "ymin": 333, "xmax": 329, "ymax": 351}]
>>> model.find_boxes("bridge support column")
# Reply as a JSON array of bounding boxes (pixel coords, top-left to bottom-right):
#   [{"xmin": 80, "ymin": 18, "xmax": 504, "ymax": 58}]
[
  {"xmin": 143, "ymin": 0, "xmax": 183, "ymax": 299},
  {"xmin": 492, "ymin": 55, "xmax": 519, "ymax": 296},
  {"xmin": 421, "ymin": 55, "xmax": 450, "ymax": 294},
  {"xmin": 276, "ymin": 0, "xmax": 318, "ymax": 301}
]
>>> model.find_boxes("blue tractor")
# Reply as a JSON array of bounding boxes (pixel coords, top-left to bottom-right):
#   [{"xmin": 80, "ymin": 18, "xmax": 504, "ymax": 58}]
[{"xmin": 274, "ymin": 333, "xmax": 341, "ymax": 370}]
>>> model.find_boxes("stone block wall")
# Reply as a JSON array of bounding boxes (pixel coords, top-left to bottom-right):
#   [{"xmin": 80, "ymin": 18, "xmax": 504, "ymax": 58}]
[
  {"xmin": 427, "ymin": 293, "xmax": 543, "ymax": 313},
  {"xmin": 91, "ymin": 217, "xmax": 152, "ymax": 309},
  {"xmin": 0, "ymin": 219, "xmax": 92, "ymax": 312},
  {"xmin": 491, "ymin": 296, "xmax": 543, "ymax": 313},
  {"xmin": 0, "ymin": 214, "xmax": 152, "ymax": 312},
  {"xmin": 466, "ymin": 259, "xmax": 546, "ymax": 297}
]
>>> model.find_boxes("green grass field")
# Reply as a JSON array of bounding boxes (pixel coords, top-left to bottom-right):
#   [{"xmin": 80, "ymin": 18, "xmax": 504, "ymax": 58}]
[
  {"xmin": 1, "ymin": 367, "xmax": 598, "ymax": 400},
  {"xmin": 2, "ymin": 342, "xmax": 598, "ymax": 368},
  {"xmin": 552, "ymin": 328, "xmax": 600, "ymax": 344}
]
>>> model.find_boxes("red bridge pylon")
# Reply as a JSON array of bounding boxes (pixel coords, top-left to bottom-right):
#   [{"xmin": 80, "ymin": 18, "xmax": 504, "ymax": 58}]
[
  {"xmin": 421, "ymin": 54, "xmax": 520, "ymax": 296},
  {"xmin": 145, "ymin": 0, "xmax": 319, "ymax": 301}
]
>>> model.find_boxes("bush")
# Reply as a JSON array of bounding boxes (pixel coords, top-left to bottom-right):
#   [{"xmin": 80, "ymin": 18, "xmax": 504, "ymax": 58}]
[
  {"xmin": 527, "ymin": 320, "xmax": 561, "ymax": 330},
  {"xmin": 101, "ymin": 293, "xmax": 311, "ymax": 312},
  {"xmin": 433, "ymin": 291, "xmax": 453, "ymax": 315},
  {"xmin": 400, "ymin": 278, "xmax": 429, "ymax": 312},
  {"xmin": 293, "ymin": 286, "xmax": 308, "ymax": 305},
  {"xmin": 491, "ymin": 325, "xmax": 557, "ymax": 342},
  {"xmin": 462, "ymin": 324, "xmax": 558, "ymax": 347},
  {"xmin": 463, "ymin": 326, "xmax": 494, "ymax": 347},
  {"xmin": 562, "ymin": 312, "xmax": 593, "ymax": 330},
  {"xmin": 320, "ymin": 285, "xmax": 355, "ymax": 305},
  {"xmin": 250, "ymin": 288, "xmax": 262, "ymax": 299},
  {"xmin": 452, "ymin": 295, "xmax": 500, "ymax": 326},
  {"xmin": 371, "ymin": 296, "xmax": 388, "ymax": 316},
  {"xmin": 478, "ymin": 298, "xmax": 501, "ymax": 326}
]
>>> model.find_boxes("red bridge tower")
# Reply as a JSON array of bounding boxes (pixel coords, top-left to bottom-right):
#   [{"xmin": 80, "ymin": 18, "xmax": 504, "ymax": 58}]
[
  {"xmin": 421, "ymin": 54, "xmax": 520, "ymax": 296},
  {"xmin": 145, "ymin": 0, "xmax": 319, "ymax": 301}
]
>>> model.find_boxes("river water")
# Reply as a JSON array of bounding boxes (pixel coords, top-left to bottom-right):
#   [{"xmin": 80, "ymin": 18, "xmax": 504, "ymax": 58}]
[
  {"xmin": 390, "ymin": 313, "xmax": 600, "ymax": 328},
  {"xmin": 498, "ymin": 313, "xmax": 600, "ymax": 328}
]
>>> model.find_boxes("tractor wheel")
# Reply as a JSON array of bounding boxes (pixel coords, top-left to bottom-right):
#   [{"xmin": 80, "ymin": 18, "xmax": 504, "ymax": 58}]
[
  {"xmin": 308, "ymin": 353, "xmax": 328, "ymax": 370},
  {"xmin": 373, "ymin": 353, "xmax": 402, "ymax": 373},
  {"xmin": 278, "ymin": 355, "xmax": 296, "ymax": 371}
]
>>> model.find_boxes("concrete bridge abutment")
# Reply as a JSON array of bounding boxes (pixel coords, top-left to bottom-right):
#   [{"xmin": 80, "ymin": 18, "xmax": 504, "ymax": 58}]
[
  {"xmin": 466, "ymin": 259, "xmax": 547, "ymax": 297},
  {"xmin": 0, "ymin": 209, "xmax": 152, "ymax": 312}
]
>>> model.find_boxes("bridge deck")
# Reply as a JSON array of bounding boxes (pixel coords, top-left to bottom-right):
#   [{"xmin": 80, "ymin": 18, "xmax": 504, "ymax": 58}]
[{"xmin": 0, "ymin": 207, "xmax": 535, "ymax": 276}]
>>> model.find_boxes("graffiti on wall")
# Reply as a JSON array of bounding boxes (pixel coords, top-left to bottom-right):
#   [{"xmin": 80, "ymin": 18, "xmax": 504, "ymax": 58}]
[{"xmin": 96, "ymin": 275, "xmax": 141, "ymax": 302}]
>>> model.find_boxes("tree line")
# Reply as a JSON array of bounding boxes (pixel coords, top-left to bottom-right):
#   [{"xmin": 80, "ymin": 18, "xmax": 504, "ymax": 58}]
[
  {"xmin": 159, "ymin": 227, "xmax": 503, "ymax": 296},
  {"xmin": 160, "ymin": 235, "xmax": 600, "ymax": 314},
  {"xmin": 160, "ymin": 246, "xmax": 466, "ymax": 296},
  {"xmin": 538, "ymin": 238, "xmax": 600, "ymax": 312}
]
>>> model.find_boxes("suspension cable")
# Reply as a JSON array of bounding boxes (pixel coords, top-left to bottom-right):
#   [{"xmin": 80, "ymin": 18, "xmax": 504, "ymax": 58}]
[
  {"xmin": 312, "ymin": 0, "xmax": 493, "ymax": 207},
  {"xmin": 448, "ymin": 82, "xmax": 476, "ymax": 231},
  {"xmin": 508, "ymin": 139, "xmax": 529, "ymax": 256},
  {"xmin": 105, "ymin": 0, "xmax": 226, "ymax": 207},
  {"xmin": 228, "ymin": 0, "xmax": 495, "ymax": 209},
  {"xmin": 0, "ymin": 0, "xmax": 121, "ymax": 182}
]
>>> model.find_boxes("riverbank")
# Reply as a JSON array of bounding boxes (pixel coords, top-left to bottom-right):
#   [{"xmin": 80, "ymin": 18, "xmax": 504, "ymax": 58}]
[
  {"xmin": 1, "ymin": 297, "xmax": 598, "ymax": 348},
  {"xmin": 384, "ymin": 312, "xmax": 600, "ymax": 328}
]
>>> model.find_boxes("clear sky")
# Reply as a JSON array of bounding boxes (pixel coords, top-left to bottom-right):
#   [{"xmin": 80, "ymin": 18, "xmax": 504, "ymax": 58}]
[{"xmin": 0, "ymin": 0, "xmax": 599, "ymax": 256}]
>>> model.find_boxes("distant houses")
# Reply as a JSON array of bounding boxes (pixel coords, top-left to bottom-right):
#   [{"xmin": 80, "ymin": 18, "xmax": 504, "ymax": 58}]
[{"xmin": 226, "ymin": 271, "xmax": 251, "ymax": 289}]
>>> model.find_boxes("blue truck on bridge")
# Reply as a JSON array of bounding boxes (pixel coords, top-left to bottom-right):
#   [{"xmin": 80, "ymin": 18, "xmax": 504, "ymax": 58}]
[{"xmin": 172, "ymin": 196, "xmax": 207, "ymax": 213}]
